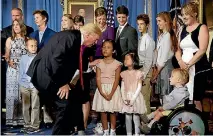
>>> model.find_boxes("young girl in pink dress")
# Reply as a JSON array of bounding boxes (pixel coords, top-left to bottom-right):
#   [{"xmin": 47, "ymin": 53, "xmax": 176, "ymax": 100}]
[
  {"xmin": 120, "ymin": 52, "xmax": 147, "ymax": 135},
  {"xmin": 92, "ymin": 39, "xmax": 122, "ymax": 135}
]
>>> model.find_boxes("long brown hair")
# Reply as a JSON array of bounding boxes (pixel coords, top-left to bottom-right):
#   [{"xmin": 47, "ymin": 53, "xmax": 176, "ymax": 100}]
[
  {"xmin": 11, "ymin": 19, "xmax": 26, "ymax": 40},
  {"xmin": 61, "ymin": 14, "xmax": 73, "ymax": 31},
  {"xmin": 157, "ymin": 11, "xmax": 178, "ymax": 52}
]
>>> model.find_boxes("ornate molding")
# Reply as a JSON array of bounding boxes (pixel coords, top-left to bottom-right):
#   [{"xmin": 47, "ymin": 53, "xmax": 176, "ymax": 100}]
[
  {"xmin": 67, "ymin": 1, "xmax": 98, "ymax": 14},
  {"xmin": 18, "ymin": 0, "xmax": 23, "ymax": 10},
  {"xmin": 99, "ymin": 0, "xmax": 104, "ymax": 7},
  {"xmin": 64, "ymin": 0, "xmax": 101, "ymax": 14},
  {"xmin": 147, "ymin": 0, "xmax": 152, "ymax": 37}
]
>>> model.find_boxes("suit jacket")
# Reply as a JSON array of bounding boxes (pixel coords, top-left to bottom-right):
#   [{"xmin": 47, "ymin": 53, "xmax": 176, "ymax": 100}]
[
  {"xmin": 29, "ymin": 27, "xmax": 55, "ymax": 51},
  {"xmin": 27, "ymin": 30, "xmax": 81, "ymax": 92},
  {"xmin": 1, "ymin": 25, "xmax": 34, "ymax": 54},
  {"xmin": 115, "ymin": 23, "xmax": 138, "ymax": 62}
]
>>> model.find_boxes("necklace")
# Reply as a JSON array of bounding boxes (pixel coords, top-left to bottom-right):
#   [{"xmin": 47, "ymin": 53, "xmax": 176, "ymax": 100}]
[{"xmin": 100, "ymin": 25, "xmax": 107, "ymax": 32}]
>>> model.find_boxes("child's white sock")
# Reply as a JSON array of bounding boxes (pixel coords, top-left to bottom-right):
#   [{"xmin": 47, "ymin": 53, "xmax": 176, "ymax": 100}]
[
  {"xmin": 104, "ymin": 129, "xmax": 109, "ymax": 135},
  {"xmin": 110, "ymin": 129, "xmax": 116, "ymax": 135},
  {"xmin": 148, "ymin": 120, "xmax": 156, "ymax": 128}
]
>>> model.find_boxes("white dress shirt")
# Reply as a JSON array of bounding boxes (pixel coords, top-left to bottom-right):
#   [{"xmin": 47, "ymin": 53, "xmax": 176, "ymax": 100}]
[
  {"xmin": 39, "ymin": 26, "xmax": 47, "ymax": 43},
  {"xmin": 117, "ymin": 22, "xmax": 128, "ymax": 37},
  {"xmin": 138, "ymin": 33, "xmax": 155, "ymax": 79}
]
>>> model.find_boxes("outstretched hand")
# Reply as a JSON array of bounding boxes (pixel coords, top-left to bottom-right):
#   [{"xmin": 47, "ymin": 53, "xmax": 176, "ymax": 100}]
[
  {"xmin": 89, "ymin": 59, "xmax": 101, "ymax": 67},
  {"xmin": 57, "ymin": 84, "xmax": 70, "ymax": 99}
]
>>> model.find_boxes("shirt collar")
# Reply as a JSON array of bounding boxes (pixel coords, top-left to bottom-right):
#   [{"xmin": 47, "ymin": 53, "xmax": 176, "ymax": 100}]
[
  {"xmin": 27, "ymin": 52, "xmax": 37, "ymax": 57},
  {"xmin": 81, "ymin": 34, "xmax": 84, "ymax": 45},
  {"xmin": 39, "ymin": 26, "xmax": 47, "ymax": 33},
  {"xmin": 141, "ymin": 33, "xmax": 148, "ymax": 38},
  {"xmin": 119, "ymin": 22, "xmax": 128, "ymax": 29}
]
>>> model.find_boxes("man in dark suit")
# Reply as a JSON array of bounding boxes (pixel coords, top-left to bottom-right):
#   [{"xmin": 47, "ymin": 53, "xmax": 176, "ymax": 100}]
[
  {"xmin": 70, "ymin": 45, "xmax": 96, "ymax": 132},
  {"xmin": 114, "ymin": 6, "xmax": 138, "ymax": 134},
  {"xmin": 1, "ymin": 8, "xmax": 34, "ymax": 124},
  {"xmin": 27, "ymin": 23, "xmax": 101, "ymax": 135},
  {"xmin": 29, "ymin": 10, "xmax": 56, "ymax": 128},
  {"xmin": 115, "ymin": 5, "xmax": 138, "ymax": 62},
  {"xmin": 30, "ymin": 10, "xmax": 55, "ymax": 51}
]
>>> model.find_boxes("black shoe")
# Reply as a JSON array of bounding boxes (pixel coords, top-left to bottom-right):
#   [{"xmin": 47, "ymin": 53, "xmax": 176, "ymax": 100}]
[{"xmin": 44, "ymin": 123, "xmax": 53, "ymax": 129}]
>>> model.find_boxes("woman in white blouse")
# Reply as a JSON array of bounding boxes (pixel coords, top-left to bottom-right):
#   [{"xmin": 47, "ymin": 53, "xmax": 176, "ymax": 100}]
[{"xmin": 151, "ymin": 11, "xmax": 178, "ymax": 103}]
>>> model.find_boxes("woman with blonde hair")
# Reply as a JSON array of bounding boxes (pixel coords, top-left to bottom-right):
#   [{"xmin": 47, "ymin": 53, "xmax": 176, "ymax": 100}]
[
  {"xmin": 4, "ymin": 19, "xmax": 27, "ymax": 126},
  {"xmin": 175, "ymin": 2, "xmax": 211, "ymax": 111},
  {"xmin": 61, "ymin": 14, "xmax": 74, "ymax": 31},
  {"xmin": 151, "ymin": 11, "xmax": 178, "ymax": 103}
]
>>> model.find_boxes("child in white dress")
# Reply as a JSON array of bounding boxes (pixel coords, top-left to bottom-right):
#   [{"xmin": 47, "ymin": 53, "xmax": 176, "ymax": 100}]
[
  {"xmin": 92, "ymin": 39, "xmax": 122, "ymax": 135},
  {"xmin": 120, "ymin": 52, "xmax": 147, "ymax": 135}
]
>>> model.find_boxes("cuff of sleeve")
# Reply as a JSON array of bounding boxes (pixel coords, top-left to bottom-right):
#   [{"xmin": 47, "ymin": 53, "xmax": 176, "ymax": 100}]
[{"xmin": 157, "ymin": 63, "xmax": 165, "ymax": 68}]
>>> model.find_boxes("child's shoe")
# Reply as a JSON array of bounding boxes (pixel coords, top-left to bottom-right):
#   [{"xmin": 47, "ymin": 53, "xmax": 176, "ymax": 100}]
[
  {"xmin": 103, "ymin": 129, "xmax": 109, "ymax": 136},
  {"xmin": 110, "ymin": 129, "xmax": 116, "ymax": 136},
  {"xmin": 139, "ymin": 123, "xmax": 151, "ymax": 134},
  {"xmin": 93, "ymin": 123, "xmax": 103, "ymax": 134}
]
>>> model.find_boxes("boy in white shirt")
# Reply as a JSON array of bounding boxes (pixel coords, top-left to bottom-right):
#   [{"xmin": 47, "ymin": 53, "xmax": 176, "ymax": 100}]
[{"xmin": 137, "ymin": 14, "xmax": 155, "ymax": 114}]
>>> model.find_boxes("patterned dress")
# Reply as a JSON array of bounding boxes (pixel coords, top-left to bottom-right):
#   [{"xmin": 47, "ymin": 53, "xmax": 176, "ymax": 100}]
[{"xmin": 6, "ymin": 37, "xmax": 26, "ymax": 125}]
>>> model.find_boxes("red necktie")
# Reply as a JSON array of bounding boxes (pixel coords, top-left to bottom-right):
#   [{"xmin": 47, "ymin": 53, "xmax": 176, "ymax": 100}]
[{"xmin": 79, "ymin": 45, "xmax": 84, "ymax": 90}]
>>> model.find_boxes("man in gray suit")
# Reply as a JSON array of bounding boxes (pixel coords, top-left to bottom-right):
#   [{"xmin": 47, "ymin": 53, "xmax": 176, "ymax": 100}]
[{"xmin": 115, "ymin": 5, "xmax": 138, "ymax": 62}]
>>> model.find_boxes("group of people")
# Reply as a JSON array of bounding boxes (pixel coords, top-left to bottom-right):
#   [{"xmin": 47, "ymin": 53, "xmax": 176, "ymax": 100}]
[{"xmin": 1, "ymin": 1, "xmax": 213, "ymax": 135}]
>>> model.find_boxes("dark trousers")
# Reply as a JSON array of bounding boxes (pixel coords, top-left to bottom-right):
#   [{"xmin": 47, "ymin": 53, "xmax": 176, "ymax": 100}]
[
  {"xmin": 51, "ymin": 86, "xmax": 84, "ymax": 135},
  {"xmin": 194, "ymin": 68, "xmax": 213, "ymax": 101}
]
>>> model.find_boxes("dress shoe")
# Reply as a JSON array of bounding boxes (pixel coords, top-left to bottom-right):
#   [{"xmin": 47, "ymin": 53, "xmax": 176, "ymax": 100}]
[{"xmin": 44, "ymin": 123, "xmax": 53, "ymax": 129}]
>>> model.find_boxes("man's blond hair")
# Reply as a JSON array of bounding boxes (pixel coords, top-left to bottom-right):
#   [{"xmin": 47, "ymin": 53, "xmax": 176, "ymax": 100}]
[
  {"xmin": 80, "ymin": 23, "xmax": 101, "ymax": 37},
  {"xmin": 26, "ymin": 37, "xmax": 38, "ymax": 45}
]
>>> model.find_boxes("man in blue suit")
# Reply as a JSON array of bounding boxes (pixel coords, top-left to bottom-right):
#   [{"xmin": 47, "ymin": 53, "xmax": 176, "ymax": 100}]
[
  {"xmin": 30, "ymin": 10, "xmax": 55, "ymax": 128},
  {"xmin": 30, "ymin": 10, "xmax": 55, "ymax": 51}
]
